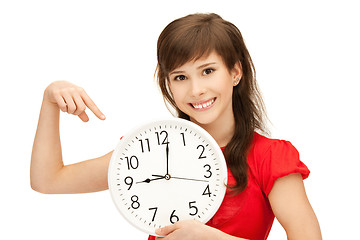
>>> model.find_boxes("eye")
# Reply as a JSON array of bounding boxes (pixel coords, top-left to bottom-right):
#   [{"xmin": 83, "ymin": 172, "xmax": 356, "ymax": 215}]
[
  {"xmin": 174, "ymin": 75, "xmax": 187, "ymax": 81},
  {"xmin": 203, "ymin": 68, "xmax": 214, "ymax": 75}
]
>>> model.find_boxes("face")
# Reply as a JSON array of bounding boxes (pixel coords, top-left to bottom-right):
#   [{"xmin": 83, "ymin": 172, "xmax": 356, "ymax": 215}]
[{"xmin": 168, "ymin": 51, "xmax": 241, "ymax": 129}]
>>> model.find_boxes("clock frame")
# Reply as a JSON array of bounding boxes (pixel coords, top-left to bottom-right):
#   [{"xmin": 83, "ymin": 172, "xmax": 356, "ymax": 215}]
[{"xmin": 108, "ymin": 118, "xmax": 227, "ymax": 236}]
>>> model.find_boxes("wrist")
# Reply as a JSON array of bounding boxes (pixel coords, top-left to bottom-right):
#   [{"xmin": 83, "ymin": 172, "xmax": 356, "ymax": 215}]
[{"xmin": 41, "ymin": 97, "xmax": 60, "ymax": 112}]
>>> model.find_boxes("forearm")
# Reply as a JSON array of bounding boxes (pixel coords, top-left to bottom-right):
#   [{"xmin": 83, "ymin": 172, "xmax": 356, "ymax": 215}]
[{"xmin": 30, "ymin": 97, "xmax": 64, "ymax": 193}]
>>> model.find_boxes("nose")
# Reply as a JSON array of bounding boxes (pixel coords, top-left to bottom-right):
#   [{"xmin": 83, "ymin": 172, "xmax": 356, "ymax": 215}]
[{"xmin": 189, "ymin": 77, "xmax": 206, "ymax": 97}]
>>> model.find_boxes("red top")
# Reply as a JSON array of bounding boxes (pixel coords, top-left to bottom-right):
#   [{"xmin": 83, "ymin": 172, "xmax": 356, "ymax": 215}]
[{"xmin": 148, "ymin": 132, "xmax": 310, "ymax": 240}]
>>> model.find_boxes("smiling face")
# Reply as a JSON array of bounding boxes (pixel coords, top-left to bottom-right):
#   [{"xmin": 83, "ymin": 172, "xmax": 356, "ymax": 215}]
[{"xmin": 168, "ymin": 52, "xmax": 242, "ymax": 129}]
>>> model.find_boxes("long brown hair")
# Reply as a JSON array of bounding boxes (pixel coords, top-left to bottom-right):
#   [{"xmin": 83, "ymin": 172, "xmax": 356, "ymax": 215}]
[{"xmin": 156, "ymin": 13, "xmax": 268, "ymax": 193}]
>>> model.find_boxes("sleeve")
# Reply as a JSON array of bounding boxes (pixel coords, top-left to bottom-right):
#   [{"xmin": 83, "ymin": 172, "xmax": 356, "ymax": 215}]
[{"xmin": 258, "ymin": 140, "xmax": 310, "ymax": 196}]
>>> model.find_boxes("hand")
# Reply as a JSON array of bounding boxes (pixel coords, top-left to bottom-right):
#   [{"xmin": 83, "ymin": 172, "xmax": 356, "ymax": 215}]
[
  {"xmin": 44, "ymin": 80, "xmax": 105, "ymax": 122},
  {"xmin": 155, "ymin": 220, "xmax": 221, "ymax": 240}
]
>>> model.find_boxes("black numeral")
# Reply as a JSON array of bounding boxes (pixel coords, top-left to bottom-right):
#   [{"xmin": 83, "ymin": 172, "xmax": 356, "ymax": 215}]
[
  {"xmin": 124, "ymin": 176, "xmax": 133, "ymax": 190},
  {"xmin": 131, "ymin": 195, "xmax": 140, "ymax": 209},
  {"xmin": 149, "ymin": 207, "xmax": 158, "ymax": 222},
  {"xmin": 139, "ymin": 138, "xmax": 150, "ymax": 152},
  {"xmin": 170, "ymin": 210, "xmax": 179, "ymax": 224},
  {"xmin": 155, "ymin": 130, "xmax": 169, "ymax": 145},
  {"xmin": 202, "ymin": 184, "xmax": 212, "ymax": 197},
  {"xmin": 197, "ymin": 145, "xmax": 206, "ymax": 159},
  {"xmin": 180, "ymin": 133, "xmax": 186, "ymax": 146},
  {"xmin": 125, "ymin": 156, "xmax": 139, "ymax": 170},
  {"xmin": 189, "ymin": 201, "xmax": 198, "ymax": 216},
  {"xmin": 203, "ymin": 164, "xmax": 212, "ymax": 178}
]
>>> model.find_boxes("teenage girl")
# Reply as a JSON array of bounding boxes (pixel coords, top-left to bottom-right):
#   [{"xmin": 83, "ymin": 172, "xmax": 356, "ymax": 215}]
[{"xmin": 31, "ymin": 13, "xmax": 322, "ymax": 240}]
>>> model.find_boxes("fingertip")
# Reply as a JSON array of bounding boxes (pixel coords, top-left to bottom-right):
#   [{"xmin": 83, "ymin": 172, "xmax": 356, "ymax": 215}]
[
  {"xmin": 155, "ymin": 228, "xmax": 162, "ymax": 235},
  {"xmin": 100, "ymin": 114, "xmax": 106, "ymax": 120}
]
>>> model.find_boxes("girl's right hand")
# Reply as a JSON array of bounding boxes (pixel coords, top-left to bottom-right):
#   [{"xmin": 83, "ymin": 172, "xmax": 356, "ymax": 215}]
[{"xmin": 44, "ymin": 80, "xmax": 106, "ymax": 122}]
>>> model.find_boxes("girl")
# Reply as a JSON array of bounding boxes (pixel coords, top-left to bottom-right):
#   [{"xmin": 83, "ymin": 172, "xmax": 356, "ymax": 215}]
[{"xmin": 31, "ymin": 13, "xmax": 322, "ymax": 239}]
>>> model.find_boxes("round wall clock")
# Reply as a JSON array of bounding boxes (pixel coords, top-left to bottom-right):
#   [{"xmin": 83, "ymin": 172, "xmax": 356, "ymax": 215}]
[{"xmin": 108, "ymin": 118, "xmax": 227, "ymax": 236}]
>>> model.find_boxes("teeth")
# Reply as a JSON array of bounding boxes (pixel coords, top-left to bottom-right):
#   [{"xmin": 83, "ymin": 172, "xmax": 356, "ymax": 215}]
[{"xmin": 193, "ymin": 98, "xmax": 214, "ymax": 109}]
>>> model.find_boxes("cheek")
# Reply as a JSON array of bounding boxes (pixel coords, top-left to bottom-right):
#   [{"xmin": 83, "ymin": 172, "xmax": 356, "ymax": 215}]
[
  {"xmin": 169, "ymin": 84, "xmax": 184, "ymax": 106},
  {"xmin": 217, "ymin": 79, "xmax": 234, "ymax": 99}
]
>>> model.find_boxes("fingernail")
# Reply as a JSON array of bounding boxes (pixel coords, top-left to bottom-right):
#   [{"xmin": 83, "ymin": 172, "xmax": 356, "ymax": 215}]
[
  {"xmin": 155, "ymin": 228, "xmax": 162, "ymax": 234},
  {"xmin": 100, "ymin": 115, "xmax": 106, "ymax": 120}
]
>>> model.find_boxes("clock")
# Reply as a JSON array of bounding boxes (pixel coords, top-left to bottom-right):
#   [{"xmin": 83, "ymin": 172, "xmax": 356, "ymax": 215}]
[{"xmin": 108, "ymin": 118, "xmax": 227, "ymax": 237}]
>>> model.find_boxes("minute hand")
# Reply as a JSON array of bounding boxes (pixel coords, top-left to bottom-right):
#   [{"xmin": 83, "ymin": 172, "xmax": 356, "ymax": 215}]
[
  {"xmin": 170, "ymin": 176, "xmax": 209, "ymax": 182},
  {"xmin": 166, "ymin": 143, "xmax": 169, "ymax": 175}
]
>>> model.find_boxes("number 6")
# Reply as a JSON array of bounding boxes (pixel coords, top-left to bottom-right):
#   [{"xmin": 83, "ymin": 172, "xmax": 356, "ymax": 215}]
[{"xmin": 170, "ymin": 210, "xmax": 179, "ymax": 224}]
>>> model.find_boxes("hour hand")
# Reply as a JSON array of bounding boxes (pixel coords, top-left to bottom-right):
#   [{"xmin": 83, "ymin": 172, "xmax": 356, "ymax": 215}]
[{"xmin": 136, "ymin": 175, "xmax": 165, "ymax": 184}]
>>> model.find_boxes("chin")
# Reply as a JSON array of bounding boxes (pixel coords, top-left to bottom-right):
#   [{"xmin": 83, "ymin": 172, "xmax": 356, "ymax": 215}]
[{"xmin": 189, "ymin": 114, "xmax": 217, "ymax": 127}]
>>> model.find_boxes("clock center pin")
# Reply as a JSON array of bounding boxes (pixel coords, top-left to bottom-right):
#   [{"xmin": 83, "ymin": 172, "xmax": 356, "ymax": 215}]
[{"xmin": 165, "ymin": 174, "xmax": 171, "ymax": 180}]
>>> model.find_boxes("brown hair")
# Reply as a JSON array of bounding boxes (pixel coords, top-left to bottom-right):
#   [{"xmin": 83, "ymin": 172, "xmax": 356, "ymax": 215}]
[{"xmin": 156, "ymin": 13, "xmax": 268, "ymax": 193}]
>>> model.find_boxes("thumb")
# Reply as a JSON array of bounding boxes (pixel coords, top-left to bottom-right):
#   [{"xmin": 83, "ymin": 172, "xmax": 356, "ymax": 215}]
[
  {"xmin": 78, "ymin": 111, "xmax": 89, "ymax": 122},
  {"xmin": 155, "ymin": 223, "xmax": 177, "ymax": 236}
]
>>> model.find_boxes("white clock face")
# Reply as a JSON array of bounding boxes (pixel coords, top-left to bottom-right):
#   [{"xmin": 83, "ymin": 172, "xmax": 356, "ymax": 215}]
[{"xmin": 108, "ymin": 118, "xmax": 227, "ymax": 236}]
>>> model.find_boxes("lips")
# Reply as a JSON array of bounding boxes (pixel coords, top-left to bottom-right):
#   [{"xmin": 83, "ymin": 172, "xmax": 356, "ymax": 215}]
[{"xmin": 190, "ymin": 98, "xmax": 216, "ymax": 110}]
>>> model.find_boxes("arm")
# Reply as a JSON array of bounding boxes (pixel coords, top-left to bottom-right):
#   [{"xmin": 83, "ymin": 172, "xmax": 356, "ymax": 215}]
[
  {"xmin": 30, "ymin": 81, "xmax": 110, "ymax": 194},
  {"xmin": 268, "ymin": 173, "xmax": 322, "ymax": 239}
]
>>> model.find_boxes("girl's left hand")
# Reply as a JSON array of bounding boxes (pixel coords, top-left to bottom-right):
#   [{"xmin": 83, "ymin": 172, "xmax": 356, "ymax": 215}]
[{"xmin": 154, "ymin": 220, "xmax": 220, "ymax": 240}]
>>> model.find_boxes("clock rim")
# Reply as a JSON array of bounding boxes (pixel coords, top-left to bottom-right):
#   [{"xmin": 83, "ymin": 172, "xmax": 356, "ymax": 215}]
[{"xmin": 108, "ymin": 118, "xmax": 228, "ymax": 237}]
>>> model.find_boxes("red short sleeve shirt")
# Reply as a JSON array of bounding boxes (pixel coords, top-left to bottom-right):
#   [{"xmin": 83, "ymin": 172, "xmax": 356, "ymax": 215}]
[{"xmin": 148, "ymin": 132, "xmax": 310, "ymax": 240}]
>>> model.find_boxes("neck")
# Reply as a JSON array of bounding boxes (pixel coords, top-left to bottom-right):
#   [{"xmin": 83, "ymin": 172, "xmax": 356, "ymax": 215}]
[{"xmin": 190, "ymin": 115, "xmax": 235, "ymax": 148}]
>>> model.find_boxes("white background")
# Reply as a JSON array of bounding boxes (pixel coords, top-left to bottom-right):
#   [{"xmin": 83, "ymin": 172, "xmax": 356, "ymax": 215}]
[{"xmin": 1, "ymin": 0, "xmax": 359, "ymax": 239}]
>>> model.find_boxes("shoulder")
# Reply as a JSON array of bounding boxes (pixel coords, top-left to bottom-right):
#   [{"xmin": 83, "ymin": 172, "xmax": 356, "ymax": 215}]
[
  {"xmin": 248, "ymin": 132, "xmax": 310, "ymax": 196},
  {"xmin": 249, "ymin": 132, "xmax": 297, "ymax": 158}
]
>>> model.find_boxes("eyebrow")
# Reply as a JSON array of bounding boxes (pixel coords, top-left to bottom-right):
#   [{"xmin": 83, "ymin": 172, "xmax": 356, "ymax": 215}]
[{"xmin": 169, "ymin": 62, "xmax": 217, "ymax": 75}]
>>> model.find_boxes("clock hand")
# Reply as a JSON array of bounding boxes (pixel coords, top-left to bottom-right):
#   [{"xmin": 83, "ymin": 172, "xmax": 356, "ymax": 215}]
[
  {"xmin": 166, "ymin": 143, "xmax": 169, "ymax": 175},
  {"xmin": 171, "ymin": 176, "xmax": 209, "ymax": 182},
  {"xmin": 136, "ymin": 175, "xmax": 165, "ymax": 184},
  {"xmin": 152, "ymin": 174, "xmax": 171, "ymax": 180},
  {"xmin": 152, "ymin": 174, "xmax": 208, "ymax": 182},
  {"xmin": 152, "ymin": 174, "xmax": 164, "ymax": 178}
]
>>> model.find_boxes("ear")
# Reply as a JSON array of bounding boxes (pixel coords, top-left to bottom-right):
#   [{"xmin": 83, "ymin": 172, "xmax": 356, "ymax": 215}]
[{"xmin": 231, "ymin": 61, "xmax": 242, "ymax": 86}]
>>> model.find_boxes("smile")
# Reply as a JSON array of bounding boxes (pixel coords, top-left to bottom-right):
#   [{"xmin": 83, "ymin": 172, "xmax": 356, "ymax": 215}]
[{"xmin": 190, "ymin": 98, "xmax": 216, "ymax": 110}]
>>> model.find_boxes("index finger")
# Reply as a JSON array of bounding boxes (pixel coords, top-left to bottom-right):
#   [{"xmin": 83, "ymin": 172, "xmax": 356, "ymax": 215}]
[{"xmin": 80, "ymin": 90, "xmax": 106, "ymax": 120}]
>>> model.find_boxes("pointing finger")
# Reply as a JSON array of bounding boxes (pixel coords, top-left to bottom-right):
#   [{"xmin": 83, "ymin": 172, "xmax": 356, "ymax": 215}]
[{"xmin": 80, "ymin": 89, "xmax": 106, "ymax": 120}]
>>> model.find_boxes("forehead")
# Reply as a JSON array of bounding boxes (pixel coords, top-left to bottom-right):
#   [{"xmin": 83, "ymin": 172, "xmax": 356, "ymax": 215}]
[{"xmin": 170, "ymin": 51, "xmax": 225, "ymax": 73}]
